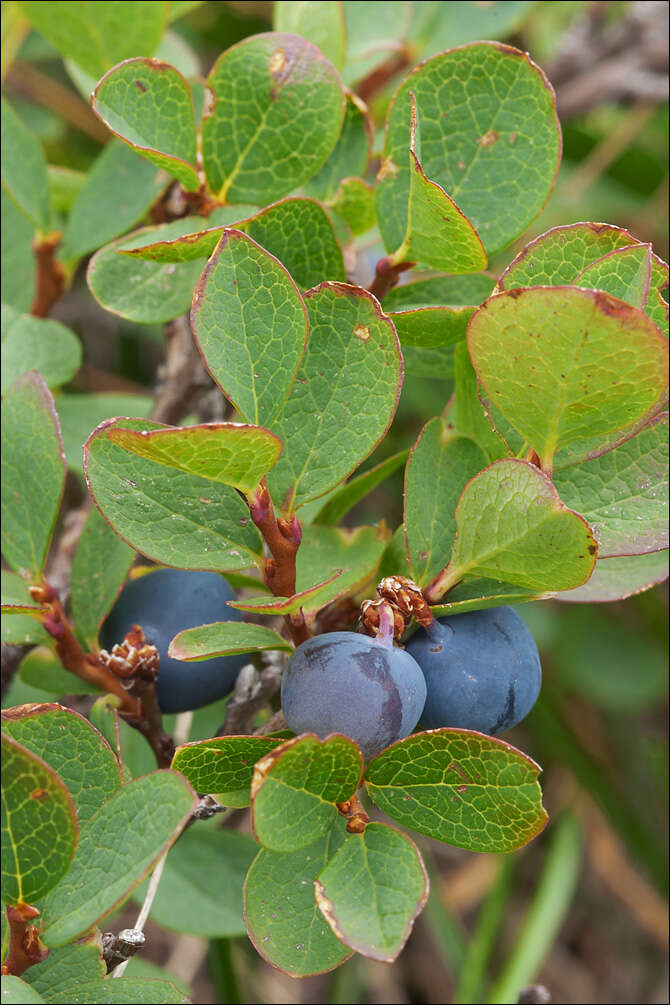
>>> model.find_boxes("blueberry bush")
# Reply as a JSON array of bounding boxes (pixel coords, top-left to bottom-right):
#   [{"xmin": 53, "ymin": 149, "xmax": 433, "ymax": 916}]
[{"xmin": 1, "ymin": 2, "xmax": 668, "ymax": 1003}]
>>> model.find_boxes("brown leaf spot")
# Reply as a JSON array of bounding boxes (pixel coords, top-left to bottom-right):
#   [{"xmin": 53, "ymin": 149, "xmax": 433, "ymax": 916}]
[
  {"xmin": 30, "ymin": 788, "xmax": 50, "ymax": 801},
  {"xmin": 135, "ymin": 80, "xmax": 147, "ymax": 93},
  {"xmin": 377, "ymin": 158, "xmax": 398, "ymax": 181},
  {"xmin": 269, "ymin": 49, "xmax": 286, "ymax": 76},
  {"xmin": 354, "ymin": 325, "xmax": 371, "ymax": 342},
  {"xmin": 479, "ymin": 130, "xmax": 499, "ymax": 147}
]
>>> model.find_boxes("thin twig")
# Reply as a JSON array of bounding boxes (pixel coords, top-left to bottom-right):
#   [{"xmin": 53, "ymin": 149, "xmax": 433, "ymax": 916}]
[
  {"xmin": 31, "ymin": 232, "xmax": 66, "ymax": 318},
  {"xmin": 1, "ymin": 904, "xmax": 48, "ymax": 978},
  {"xmin": 112, "ymin": 854, "xmax": 168, "ymax": 978}
]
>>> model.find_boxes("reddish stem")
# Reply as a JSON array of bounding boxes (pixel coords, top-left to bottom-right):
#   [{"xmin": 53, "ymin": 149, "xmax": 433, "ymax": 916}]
[
  {"xmin": 30, "ymin": 232, "xmax": 65, "ymax": 317},
  {"xmin": 248, "ymin": 480, "xmax": 310, "ymax": 646},
  {"xmin": 368, "ymin": 256, "xmax": 415, "ymax": 303},
  {"xmin": 336, "ymin": 792, "xmax": 370, "ymax": 834},
  {"xmin": 1, "ymin": 904, "xmax": 48, "ymax": 977},
  {"xmin": 32, "ymin": 585, "xmax": 140, "ymax": 715},
  {"xmin": 356, "ymin": 49, "xmax": 412, "ymax": 104}
]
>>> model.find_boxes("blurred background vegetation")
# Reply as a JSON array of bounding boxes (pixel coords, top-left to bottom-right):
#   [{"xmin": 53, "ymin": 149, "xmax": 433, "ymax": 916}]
[{"xmin": 1, "ymin": 2, "xmax": 668, "ymax": 1002}]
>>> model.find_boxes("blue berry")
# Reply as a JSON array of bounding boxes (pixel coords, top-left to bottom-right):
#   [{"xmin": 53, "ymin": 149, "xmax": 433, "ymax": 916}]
[
  {"xmin": 100, "ymin": 568, "xmax": 246, "ymax": 713},
  {"xmin": 281, "ymin": 631, "xmax": 427, "ymax": 760},
  {"xmin": 406, "ymin": 606, "xmax": 541, "ymax": 735}
]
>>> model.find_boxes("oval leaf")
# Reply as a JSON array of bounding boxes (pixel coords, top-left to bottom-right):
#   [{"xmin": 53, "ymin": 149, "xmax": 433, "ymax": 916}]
[
  {"xmin": 434, "ymin": 458, "xmax": 597, "ymax": 598},
  {"xmin": 107, "ymin": 422, "xmax": 283, "ymax": 495},
  {"xmin": 315, "ymin": 822, "xmax": 428, "ymax": 962},
  {"xmin": 202, "ymin": 32, "xmax": 345, "ymax": 204},
  {"xmin": 251, "ymin": 734, "xmax": 363, "ymax": 851},
  {"xmin": 191, "ymin": 230, "xmax": 308, "ymax": 426},
  {"xmin": 1, "ymin": 733, "xmax": 77, "ymax": 905},
  {"xmin": 244, "ymin": 821, "xmax": 352, "ymax": 977},
  {"xmin": 169, "ymin": 621, "xmax": 292, "ymax": 661},
  {"xmin": 1, "ymin": 372, "xmax": 66, "ymax": 577},
  {"xmin": 92, "ymin": 58, "xmax": 199, "ymax": 190},
  {"xmin": 377, "ymin": 43, "xmax": 560, "ymax": 258},
  {"xmin": 84, "ymin": 417, "xmax": 263, "ymax": 573},
  {"xmin": 1, "ymin": 305, "xmax": 81, "ymax": 393},
  {"xmin": 1, "ymin": 96, "xmax": 50, "ymax": 230},
  {"xmin": 171, "ymin": 736, "xmax": 284, "ymax": 807},
  {"xmin": 41, "ymin": 770, "xmax": 196, "ymax": 947},
  {"xmin": 468, "ymin": 287, "xmax": 668, "ymax": 470},
  {"xmin": 365, "ymin": 729, "xmax": 548, "ymax": 853}
]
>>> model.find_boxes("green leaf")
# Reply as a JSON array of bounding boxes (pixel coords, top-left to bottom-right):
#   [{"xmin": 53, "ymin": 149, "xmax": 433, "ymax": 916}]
[
  {"xmin": 87, "ymin": 225, "xmax": 206, "ymax": 324},
  {"xmin": 274, "ymin": 1, "xmax": 345, "ymax": 71},
  {"xmin": 41, "ymin": 770, "xmax": 196, "ymax": 947},
  {"xmin": 576, "ymin": 243, "xmax": 653, "ymax": 310},
  {"xmin": 226, "ymin": 572, "xmax": 343, "ymax": 615},
  {"xmin": 305, "ymin": 92, "xmax": 372, "ymax": 201},
  {"xmin": 553, "ymin": 414, "xmax": 668, "ymax": 558},
  {"xmin": 1, "ymin": 97, "xmax": 50, "ymax": 230},
  {"xmin": 268, "ymin": 283, "xmax": 403, "ymax": 513},
  {"xmin": 378, "ymin": 525, "xmax": 412, "ymax": 579},
  {"xmin": 405, "ymin": 421, "xmax": 487, "ymax": 586},
  {"xmin": 191, "ymin": 230, "xmax": 308, "ymax": 426},
  {"xmin": 497, "ymin": 222, "xmax": 669, "ymax": 337},
  {"xmin": 92, "ymin": 58, "xmax": 199, "ymax": 191},
  {"xmin": 382, "ymin": 273, "xmax": 494, "ymax": 311},
  {"xmin": 468, "ymin": 287, "xmax": 668, "ymax": 470},
  {"xmin": 1, "ymin": 305, "xmax": 81, "ymax": 392},
  {"xmin": 49, "ymin": 978, "xmax": 190, "ymax": 1004},
  {"xmin": 171, "ymin": 736, "xmax": 283, "ymax": 806},
  {"xmin": 0, "ymin": 977, "xmax": 46, "ymax": 1003},
  {"xmin": 244, "ymin": 820, "xmax": 352, "ymax": 977},
  {"xmin": 1, "ymin": 372, "xmax": 66, "ymax": 577},
  {"xmin": 18, "ymin": 646, "xmax": 102, "ymax": 697},
  {"xmin": 48, "ymin": 166, "xmax": 86, "ymax": 215},
  {"xmin": 70, "ymin": 505, "xmax": 135, "ymax": 650},
  {"xmin": 56, "ymin": 392, "xmax": 153, "ymax": 476},
  {"xmin": 328, "ymin": 177, "xmax": 376, "ymax": 236},
  {"xmin": 60, "ymin": 141, "xmax": 169, "ymax": 266},
  {"xmin": 132, "ymin": 820, "xmax": 256, "ymax": 937},
  {"xmin": 84, "ymin": 417, "xmax": 263, "ymax": 572},
  {"xmin": 1, "ymin": 703, "xmax": 121, "ymax": 825},
  {"xmin": 435, "ymin": 459, "xmax": 597, "ymax": 597},
  {"xmin": 556, "ymin": 550, "xmax": 668, "ymax": 604},
  {"xmin": 385, "ymin": 93, "xmax": 487, "ymax": 273},
  {"xmin": 1, "ymin": 189, "xmax": 35, "ymax": 312},
  {"xmin": 251, "ymin": 734, "xmax": 363, "ymax": 852},
  {"xmin": 22, "ymin": 936, "xmax": 105, "ymax": 1001},
  {"xmin": 168, "ymin": 0, "xmax": 202, "ymax": 21},
  {"xmin": 1, "ymin": 733, "xmax": 77, "ymax": 904},
  {"xmin": 377, "ymin": 43, "xmax": 560, "ymax": 258},
  {"xmin": 169, "ymin": 621, "xmax": 292, "ymax": 661},
  {"xmin": 315, "ymin": 822, "xmax": 428, "ymax": 962},
  {"xmin": 107, "ymin": 422, "xmax": 283, "ymax": 495},
  {"xmin": 365, "ymin": 729, "xmax": 548, "ymax": 852},
  {"xmin": 295, "ymin": 525, "xmax": 387, "ymax": 613},
  {"xmin": 122, "ymin": 198, "xmax": 346, "ymax": 290},
  {"xmin": 18, "ymin": 1, "xmax": 167, "ymax": 79},
  {"xmin": 391, "ymin": 304, "xmax": 475, "ymax": 351},
  {"xmin": 429, "ymin": 578, "xmax": 549, "ymax": 617},
  {"xmin": 202, "ymin": 32, "xmax": 345, "ymax": 204},
  {"xmin": 313, "ymin": 449, "xmax": 409, "ymax": 526},
  {"xmin": 410, "ymin": 1, "xmax": 535, "ymax": 60}
]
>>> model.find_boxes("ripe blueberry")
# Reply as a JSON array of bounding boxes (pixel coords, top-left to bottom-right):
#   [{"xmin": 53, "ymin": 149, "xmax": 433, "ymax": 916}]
[
  {"xmin": 281, "ymin": 631, "xmax": 427, "ymax": 760},
  {"xmin": 100, "ymin": 568, "xmax": 246, "ymax": 713},
  {"xmin": 406, "ymin": 606, "xmax": 541, "ymax": 735}
]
